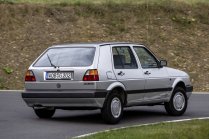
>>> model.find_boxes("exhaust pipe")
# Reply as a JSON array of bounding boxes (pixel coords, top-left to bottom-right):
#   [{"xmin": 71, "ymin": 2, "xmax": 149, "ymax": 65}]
[{"xmin": 33, "ymin": 104, "xmax": 54, "ymax": 110}]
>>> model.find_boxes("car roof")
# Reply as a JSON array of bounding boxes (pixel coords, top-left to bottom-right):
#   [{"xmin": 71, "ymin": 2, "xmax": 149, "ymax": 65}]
[{"xmin": 50, "ymin": 42, "xmax": 144, "ymax": 47}]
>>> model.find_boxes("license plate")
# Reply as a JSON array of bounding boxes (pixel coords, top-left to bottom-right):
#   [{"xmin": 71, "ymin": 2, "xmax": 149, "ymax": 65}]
[{"xmin": 46, "ymin": 72, "xmax": 73, "ymax": 80}]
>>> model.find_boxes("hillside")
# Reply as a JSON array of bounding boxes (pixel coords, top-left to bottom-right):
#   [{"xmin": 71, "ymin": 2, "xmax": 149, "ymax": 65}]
[{"xmin": 0, "ymin": 1, "xmax": 209, "ymax": 91}]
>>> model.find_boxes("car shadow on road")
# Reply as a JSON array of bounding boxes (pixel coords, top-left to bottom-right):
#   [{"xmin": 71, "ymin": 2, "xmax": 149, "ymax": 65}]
[
  {"xmin": 122, "ymin": 108, "xmax": 169, "ymax": 123},
  {"xmin": 51, "ymin": 111, "xmax": 104, "ymax": 124},
  {"xmin": 47, "ymin": 107, "xmax": 168, "ymax": 124}
]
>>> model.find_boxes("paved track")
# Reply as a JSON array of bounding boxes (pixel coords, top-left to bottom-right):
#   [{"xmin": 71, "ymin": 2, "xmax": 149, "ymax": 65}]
[{"xmin": 0, "ymin": 91, "xmax": 209, "ymax": 139}]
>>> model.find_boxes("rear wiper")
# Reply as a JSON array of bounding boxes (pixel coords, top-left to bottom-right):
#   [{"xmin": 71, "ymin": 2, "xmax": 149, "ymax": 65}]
[{"xmin": 47, "ymin": 54, "xmax": 56, "ymax": 68}]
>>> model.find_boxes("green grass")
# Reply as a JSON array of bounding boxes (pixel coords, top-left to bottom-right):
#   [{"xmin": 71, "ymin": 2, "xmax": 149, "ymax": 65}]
[
  {"xmin": 3, "ymin": 67, "xmax": 13, "ymax": 74},
  {"xmin": 78, "ymin": 119, "xmax": 209, "ymax": 139},
  {"xmin": 4, "ymin": 0, "xmax": 209, "ymax": 3}
]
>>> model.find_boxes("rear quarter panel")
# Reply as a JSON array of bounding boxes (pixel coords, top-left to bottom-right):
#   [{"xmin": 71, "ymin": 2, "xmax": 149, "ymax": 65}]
[{"xmin": 96, "ymin": 45, "xmax": 117, "ymax": 90}]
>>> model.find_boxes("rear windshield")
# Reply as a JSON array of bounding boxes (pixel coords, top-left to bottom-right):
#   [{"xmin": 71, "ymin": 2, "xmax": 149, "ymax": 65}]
[{"xmin": 34, "ymin": 47, "xmax": 96, "ymax": 67}]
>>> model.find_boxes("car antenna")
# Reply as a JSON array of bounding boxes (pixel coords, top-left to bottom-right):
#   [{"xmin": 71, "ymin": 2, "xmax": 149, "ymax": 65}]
[{"xmin": 47, "ymin": 54, "xmax": 56, "ymax": 68}]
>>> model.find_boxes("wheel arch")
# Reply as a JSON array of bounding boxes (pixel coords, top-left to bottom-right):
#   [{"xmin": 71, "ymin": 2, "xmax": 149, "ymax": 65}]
[
  {"xmin": 103, "ymin": 82, "xmax": 127, "ymax": 108},
  {"xmin": 168, "ymin": 78, "xmax": 186, "ymax": 101},
  {"xmin": 174, "ymin": 81, "xmax": 186, "ymax": 91}
]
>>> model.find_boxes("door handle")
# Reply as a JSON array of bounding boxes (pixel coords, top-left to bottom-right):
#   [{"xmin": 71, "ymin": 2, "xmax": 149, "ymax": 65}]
[
  {"xmin": 118, "ymin": 71, "xmax": 125, "ymax": 76},
  {"xmin": 144, "ymin": 71, "xmax": 151, "ymax": 75}
]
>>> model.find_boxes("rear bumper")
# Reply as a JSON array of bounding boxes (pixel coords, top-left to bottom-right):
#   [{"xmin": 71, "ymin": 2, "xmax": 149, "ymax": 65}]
[
  {"xmin": 22, "ymin": 90, "xmax": 107, "ymax": 108},
  {"xmin": 186, "ymin": 85, "xmax": 193, "ymax": 99}
]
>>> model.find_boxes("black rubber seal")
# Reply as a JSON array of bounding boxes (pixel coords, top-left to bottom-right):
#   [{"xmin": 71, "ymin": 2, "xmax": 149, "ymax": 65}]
[{"xmin": 186, "ymin": 85, "xmax": 193, "ymax": 92}]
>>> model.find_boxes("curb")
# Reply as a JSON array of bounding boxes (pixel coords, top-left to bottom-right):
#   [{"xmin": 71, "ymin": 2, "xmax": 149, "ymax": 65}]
[{"xmin": 73, "ymin": 117, "xmax": 209, "ymax": 138}]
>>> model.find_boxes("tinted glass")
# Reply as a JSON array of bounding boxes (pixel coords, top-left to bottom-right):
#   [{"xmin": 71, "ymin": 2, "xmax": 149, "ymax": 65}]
[
  {"xmin": 133, "ymin": 47, "xmax": 158, "ymax": 68},
  {"xmin": 112, "ymin": 46, "xmax": 137, "ymax": 69},
  {"xmin": 34, "ymin": 47, "xmax": 95, "ymax": 67}
]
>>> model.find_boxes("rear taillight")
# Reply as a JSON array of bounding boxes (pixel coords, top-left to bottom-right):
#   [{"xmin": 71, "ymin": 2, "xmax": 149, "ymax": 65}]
[
  {"xmin": 25, "ymin": 71, "xmax": 36, "ymax": 81},
  {"xmin": 83, "ymin": 70, "xmax": 99, "ymax": 81}
]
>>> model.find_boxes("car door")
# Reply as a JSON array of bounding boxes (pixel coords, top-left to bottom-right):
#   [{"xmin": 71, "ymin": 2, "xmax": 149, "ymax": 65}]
[
  {"xmin": 111, "ymin": 45, "xmax": 145, "ymax": 103},
  {"xmin": 133, "ymin": 46, "xmax": 170, "ymax": 100}
]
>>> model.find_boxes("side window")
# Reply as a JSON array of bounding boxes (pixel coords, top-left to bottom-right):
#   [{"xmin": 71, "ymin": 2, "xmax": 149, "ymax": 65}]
[
  {"xmin": 112, "ymin": 46, "xmax": 137, "ymax": 69},
  {"xmin": 133, "ymin": 47, "xmax": 158, "ymax": 68}
]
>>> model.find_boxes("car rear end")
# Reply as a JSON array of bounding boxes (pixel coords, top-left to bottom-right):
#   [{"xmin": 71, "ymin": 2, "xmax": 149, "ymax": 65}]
[{"xmin": 22, "ymin": 44, "xmax": 107, "ymax": 109}]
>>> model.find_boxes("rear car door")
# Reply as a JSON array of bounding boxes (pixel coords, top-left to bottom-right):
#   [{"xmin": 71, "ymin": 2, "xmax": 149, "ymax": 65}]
[
  {"xmin": 133, "ymin": 46, "xmax": 170, "ymax": 100},
  {"xmin": 111, "ymin": 45, "xmax": 145, "ymax": 103}
]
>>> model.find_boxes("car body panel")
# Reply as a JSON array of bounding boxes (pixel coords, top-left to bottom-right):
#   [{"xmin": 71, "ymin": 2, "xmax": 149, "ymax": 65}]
[
  {"xmin": 22, "ymin": 42, "xmax": 193, "ymax": 109},
  {"xmin": 106, "ymin": 82, "xmax": 126, "ymax": 91},
  {"xmin": 110, "ymin": 44, "xmax": 145, "ymax": 102},
  {"xmin": 24, "ymin": 98, "xmax": 105, "ymax": 108},
  {"xmin": 26, "ymin": 46, "xmax": 100, "ymax": 90},
  {"xmin": 142, "ymin": 67, "xmax": 170, "ymax": 100},
  {"xmin": 130, "ymin": 45, "xmax": 170, "ymax": 104}
]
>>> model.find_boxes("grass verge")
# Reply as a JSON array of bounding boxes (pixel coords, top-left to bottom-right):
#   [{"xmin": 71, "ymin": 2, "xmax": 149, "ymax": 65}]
[{"xmin": 77, "ymin": 119, "xmax": 209, "ymax": 139}]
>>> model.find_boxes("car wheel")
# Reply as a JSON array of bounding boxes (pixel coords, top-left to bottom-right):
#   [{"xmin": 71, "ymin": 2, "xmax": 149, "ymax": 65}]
[
  {"xmin": 164, "ymin": 87, "xmax": 187, "ymax": 116},
  {"xmin": 101, "ymin": 92, "xmax": 123, "ymax": 124},
  {"xmin": 34, "ymin": 108, "xmax": 56, "ymax": 118}
]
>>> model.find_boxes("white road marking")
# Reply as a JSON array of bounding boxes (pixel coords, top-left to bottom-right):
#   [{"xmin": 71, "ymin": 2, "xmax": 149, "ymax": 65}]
[{"xmin": 73, "ymin": 117, "xmax": 209, "ymax": 138}]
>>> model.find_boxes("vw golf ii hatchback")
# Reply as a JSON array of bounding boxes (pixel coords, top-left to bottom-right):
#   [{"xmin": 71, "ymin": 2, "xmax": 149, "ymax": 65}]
[{"xmin": 22, "ymin": 42, "xmax": 193, "ymax": 124}]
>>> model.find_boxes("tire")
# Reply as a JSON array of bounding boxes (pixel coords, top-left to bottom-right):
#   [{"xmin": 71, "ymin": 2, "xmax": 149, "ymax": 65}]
[
  {"xmin": 34, "ymin": 108, "xmax": 56, "ymax": 118},
  {"xmin": 101, "ymin": 92, "xmax": 123, "ymax": 124},
  {"xmin": 164, "ymin": 87, "xmax": 187, "ymax": 116}
]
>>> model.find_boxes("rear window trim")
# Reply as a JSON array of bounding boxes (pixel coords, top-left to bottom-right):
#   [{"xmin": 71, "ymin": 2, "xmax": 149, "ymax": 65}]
[{"xmin": 32, "ymin": 47, "xmax": 96, "ymax": 67}]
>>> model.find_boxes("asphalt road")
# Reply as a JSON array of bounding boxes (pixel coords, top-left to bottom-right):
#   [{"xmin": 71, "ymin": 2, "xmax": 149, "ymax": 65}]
[{"xmin": 0, "ymin": 91, "xmax": 209, "ymax": 139}]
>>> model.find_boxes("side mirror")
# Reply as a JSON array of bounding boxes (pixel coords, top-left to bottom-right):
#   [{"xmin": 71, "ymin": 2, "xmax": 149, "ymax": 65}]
[{"xmin": 160, "ymin": 60, "xmax": 167, "ymax": 67}]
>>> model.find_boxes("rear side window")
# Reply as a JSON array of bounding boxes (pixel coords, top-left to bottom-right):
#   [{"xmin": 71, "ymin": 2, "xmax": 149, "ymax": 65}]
[
  {"xmin": 112, "ymin": 46, "xmax": 137, "ymax": 69},
  {"xmin": 34, "ymin": 47, "xmax": 95, "ymax": 67}
]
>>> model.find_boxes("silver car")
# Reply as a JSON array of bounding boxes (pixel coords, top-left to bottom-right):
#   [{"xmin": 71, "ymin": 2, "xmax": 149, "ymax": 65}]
[{"xmin": 22, "ymin": 42, "xmax": 193, "ymax": 124}]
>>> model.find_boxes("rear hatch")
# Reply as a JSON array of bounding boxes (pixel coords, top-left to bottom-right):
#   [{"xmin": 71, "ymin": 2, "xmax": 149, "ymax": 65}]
[{"xmin": 25, "ymin": 46, "xmax": 98, "ymax": 90}]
